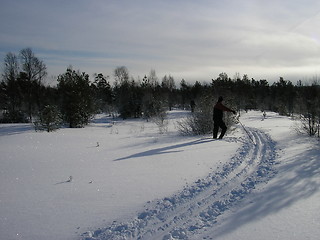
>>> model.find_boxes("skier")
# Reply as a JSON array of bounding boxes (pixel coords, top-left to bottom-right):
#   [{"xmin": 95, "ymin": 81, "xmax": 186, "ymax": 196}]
[{"xmin": 213, "ymin": 96, "xmax": 236, "ymax": 139}]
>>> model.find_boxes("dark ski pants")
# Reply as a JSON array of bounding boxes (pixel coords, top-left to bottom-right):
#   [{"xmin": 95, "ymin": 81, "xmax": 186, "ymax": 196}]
[{"xmin": 213, "ymin": 119, "xmax": 227, "ymax": 139}]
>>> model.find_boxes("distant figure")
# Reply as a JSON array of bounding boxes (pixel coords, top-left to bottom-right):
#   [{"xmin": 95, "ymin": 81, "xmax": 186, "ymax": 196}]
[
  {"xmin": 213, "ymin": 96, "xmax": 236, "ymax": 139},
  {"xmin": 263, "ymin": 111, "xmax": 267, "ymax": 120},
  {"xmin": 190, "ymin": 100, "xmax": 196, "ymax": 112}
]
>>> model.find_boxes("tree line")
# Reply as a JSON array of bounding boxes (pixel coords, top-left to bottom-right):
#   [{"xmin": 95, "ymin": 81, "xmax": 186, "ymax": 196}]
[{"xmin": 1, "ymin": 48, "xmax": 320, "ymax": 136}]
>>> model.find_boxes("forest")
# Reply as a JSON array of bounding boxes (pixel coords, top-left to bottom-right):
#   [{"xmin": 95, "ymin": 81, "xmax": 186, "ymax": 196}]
[{"xmin": 1, "ymin": 48, "xmax": 320, "ymax": 137}]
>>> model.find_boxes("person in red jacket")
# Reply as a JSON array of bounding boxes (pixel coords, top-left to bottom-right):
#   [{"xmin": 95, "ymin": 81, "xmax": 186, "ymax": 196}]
[{"xmin": 213, "ymin": 96, "xmax": 236, "ymax": 139}]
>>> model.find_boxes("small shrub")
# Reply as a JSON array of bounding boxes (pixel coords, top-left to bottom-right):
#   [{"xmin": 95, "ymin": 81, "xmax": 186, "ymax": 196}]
[
  {"xmin": 176, "ymin": 111, "xmax": 213, "ymax": 135},
  {"xmin": 34, "ymin": 105, "xmax": 62, "ymax": 132},
  {"xmin": 177, "ymin": 96, "xmax": 237, "ymax": 136},
  {"xmin": 152, "ymin": 111, "xmax": 168, "ymax": 134},
  {"xmin": 295, "ymin": 113, "xmax": 320, "ymax": 137}
]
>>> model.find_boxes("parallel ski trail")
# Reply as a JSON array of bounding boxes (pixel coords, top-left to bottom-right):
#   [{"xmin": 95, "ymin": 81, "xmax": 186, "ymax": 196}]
[{"xmin": 82, "ymin": 127, "xmax": 277, "ymax": 240}]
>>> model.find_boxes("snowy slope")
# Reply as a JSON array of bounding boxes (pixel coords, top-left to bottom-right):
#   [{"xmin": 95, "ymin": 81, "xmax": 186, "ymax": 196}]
[
  {"xmin": 207, "ymin": 112, "xmax": 320, "ymax": 240},
  {"xmin": 0, "ymin": 111, "xmax": 319, "ymax": 240}
]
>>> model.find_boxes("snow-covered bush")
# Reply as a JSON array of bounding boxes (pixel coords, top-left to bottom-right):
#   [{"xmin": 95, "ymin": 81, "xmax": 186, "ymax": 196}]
[
  {"xmin": 176, "ymin": 96, "xmax": 213, "ymax": 135},
  {"xmin": 152, "ymin": 110, "xmax": 168, "ymax": 134},
  {"xmin": 177, "ymin": 96, "xmax": 237, "ymax": 135},
  {"xmin": 177, "ymin": 111, "xmax": 212, "ymax": 135}
]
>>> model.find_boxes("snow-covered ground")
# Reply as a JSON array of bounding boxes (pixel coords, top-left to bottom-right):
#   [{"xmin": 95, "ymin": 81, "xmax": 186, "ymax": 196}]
[{"xmin": 0, "ymin": 110, "xmax": 319, "ymax": 240}]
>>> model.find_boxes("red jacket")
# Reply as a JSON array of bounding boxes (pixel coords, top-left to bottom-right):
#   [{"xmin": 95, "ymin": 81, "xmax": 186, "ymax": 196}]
[{"xmin": 213, "ymin": 102, "xmax": 233, "ymax": 120}]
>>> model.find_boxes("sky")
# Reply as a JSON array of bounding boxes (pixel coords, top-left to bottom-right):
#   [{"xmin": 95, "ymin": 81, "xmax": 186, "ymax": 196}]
[{"xmin": 1, "ymin": 0, "xmax": 320, "ymax": 85}]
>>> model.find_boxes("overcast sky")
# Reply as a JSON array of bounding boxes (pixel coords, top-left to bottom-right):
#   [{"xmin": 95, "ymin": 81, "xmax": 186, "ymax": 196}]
[{"xmin": 1, "ymin": 0, "xmax": 320, "ymax": 84}]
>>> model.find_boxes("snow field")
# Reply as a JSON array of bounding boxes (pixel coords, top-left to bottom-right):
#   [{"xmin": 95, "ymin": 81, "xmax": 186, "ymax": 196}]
[
  {"xmin": 0, "ymin": 111, "xmax": 238, "ymax": 240},
  {"xmin": 200, "ymin": 111, "xmax": 320, "ymax": 240},
  {"xmin": 1, "ymin": 110, "xmax": 319, "ymax": 240},
  {"xmin": 83, "ymin": 126, "xmax": 277, "ymax": 239}
]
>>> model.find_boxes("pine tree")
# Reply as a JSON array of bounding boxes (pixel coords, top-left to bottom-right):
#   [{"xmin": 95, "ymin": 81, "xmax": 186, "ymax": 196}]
[
  {"xmin": 57, "ymin": 68, "xmax": 96, "ymax": 128},
  {"xmin": 34, "ymin": 105, "xmax": 62, "ymax": 132}
]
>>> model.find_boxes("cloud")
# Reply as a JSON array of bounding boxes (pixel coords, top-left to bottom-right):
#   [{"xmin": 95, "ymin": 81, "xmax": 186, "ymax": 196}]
[{"xmin": 1, "ymin": 0, "xmax": 320, "ymax": 83}]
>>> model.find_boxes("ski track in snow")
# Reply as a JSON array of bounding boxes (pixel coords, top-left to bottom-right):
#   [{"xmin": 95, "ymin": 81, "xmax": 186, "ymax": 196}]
[{"xmin": 81, "ymin": 127, "xmax": 278, "ymax": 240}]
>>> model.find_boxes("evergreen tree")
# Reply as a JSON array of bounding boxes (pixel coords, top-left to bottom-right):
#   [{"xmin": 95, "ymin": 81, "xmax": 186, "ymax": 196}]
[
  {"xmin": 57, "ymin": 68, "xmax": 96, "ymax": 128},
  {"xmin": 161, "ymin": 75, "xmax": 176, "ymax": 110},
  {"xmin": 271, "ymin": 77, "xmax": 295, "ymax": 115},
  {"xmin": 92, "ymin": 73, "xmax": 113, "ymax": 113},
  {"xmin": 179, "ymin": 79, "xmax": 191, "ymax": 110},
  {"xmin": 140, "ymin": 70, "xmax": 164, "ymax": 120},
  {"xmin": 34, "ymin": 105, "xmax": 62, "ymax": 132},
  {"xmin": 113, "ymin": 67, "xmax": 142, "ymax": 119}
]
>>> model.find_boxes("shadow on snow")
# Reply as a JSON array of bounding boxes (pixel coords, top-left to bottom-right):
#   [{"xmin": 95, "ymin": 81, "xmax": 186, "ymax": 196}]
[
  {"xmin": 211, "ymin": 146, "xmax": 320, "ymax": 239},
  {"xmin": 0, "ymin": 124, "xmax": 33, "ymax": 136},
  {"xmin": 114, "ymin": 138, "xmax": 216, "ymax": 161},
  {"xmin": 114, "ymin": 136, "xmax": 240, "ymax": 161}
]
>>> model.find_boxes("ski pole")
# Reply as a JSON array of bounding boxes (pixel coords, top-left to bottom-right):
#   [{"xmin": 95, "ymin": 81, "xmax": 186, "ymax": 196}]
[{"xmin": 238, "ymin": 118, "xmax": 255, "ymax": 144}]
